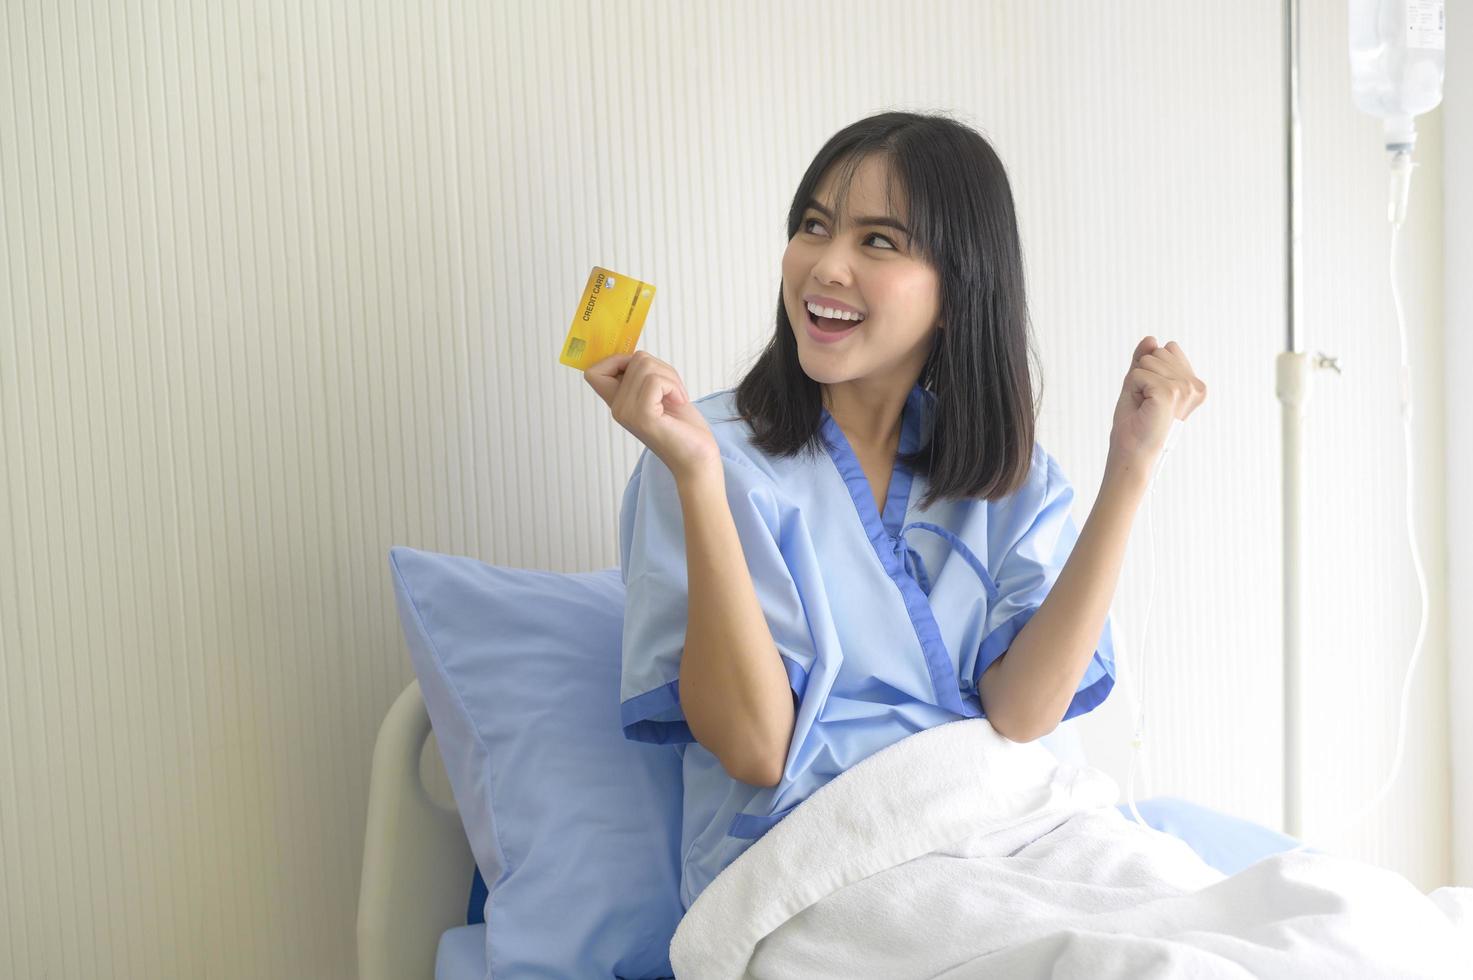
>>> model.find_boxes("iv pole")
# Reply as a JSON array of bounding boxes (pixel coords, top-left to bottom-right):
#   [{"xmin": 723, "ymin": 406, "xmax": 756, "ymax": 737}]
[{"xmin": 1276, "ymin": 0, "xmax": 1342, "ymax": 839}]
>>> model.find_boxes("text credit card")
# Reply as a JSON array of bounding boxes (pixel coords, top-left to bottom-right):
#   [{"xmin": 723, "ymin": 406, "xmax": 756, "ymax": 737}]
[{"xmin": 558, "ymin": 266, "xmax": 656, "ymax": 370}]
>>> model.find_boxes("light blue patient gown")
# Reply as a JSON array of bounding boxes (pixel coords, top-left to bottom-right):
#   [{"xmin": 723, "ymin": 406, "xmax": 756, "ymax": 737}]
[{"xmin": 618, "ymin": 383, "xmax": 1116, "ymax": 911}]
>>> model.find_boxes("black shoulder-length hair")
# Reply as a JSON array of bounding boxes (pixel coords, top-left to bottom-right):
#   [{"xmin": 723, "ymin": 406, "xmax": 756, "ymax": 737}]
[{"xmin": 732, "ymin": 109, "xmax": 1041, "ymax": 508}]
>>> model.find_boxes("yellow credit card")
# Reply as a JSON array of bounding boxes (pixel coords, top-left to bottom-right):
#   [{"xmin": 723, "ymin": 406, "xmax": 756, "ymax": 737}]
[{"xmin": 558, "ymin": 266, "xmax": 656, "ymax": 370}]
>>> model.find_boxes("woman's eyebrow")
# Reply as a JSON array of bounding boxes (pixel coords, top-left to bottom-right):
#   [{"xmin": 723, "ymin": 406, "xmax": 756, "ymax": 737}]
[{"xmin": 805, "ymin": 199, "xmax": 912, "ymax": 238}]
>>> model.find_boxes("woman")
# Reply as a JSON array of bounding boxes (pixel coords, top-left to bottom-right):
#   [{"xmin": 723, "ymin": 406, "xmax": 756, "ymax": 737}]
[{"xmin": 585, "ymin": 110, "xmax": 1206, "ymax": 911}]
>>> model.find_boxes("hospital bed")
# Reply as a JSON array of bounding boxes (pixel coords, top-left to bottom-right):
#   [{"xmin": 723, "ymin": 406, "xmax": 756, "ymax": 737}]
[
  {"xmin": 357, "ymin": 680, "xmax": 475, "ymax": 980},
  {"xmin": 356, "ymin": 636, "xmax": 1306, "ymax": 980}
]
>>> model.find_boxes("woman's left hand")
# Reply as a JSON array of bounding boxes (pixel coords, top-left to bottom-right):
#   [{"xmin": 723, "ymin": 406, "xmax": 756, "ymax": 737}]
[{"xmin": 1107, "ymin": 337, "xmax": 1207, "ymax": 475}]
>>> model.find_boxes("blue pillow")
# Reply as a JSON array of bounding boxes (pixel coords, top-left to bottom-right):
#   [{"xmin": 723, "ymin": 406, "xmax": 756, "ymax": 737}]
[
  {"xmin": 388, "ymin": 547, "xmax": 684, "ymax": 979},
  {"xmin": 1115, "ymin": 796, "xmax": 1313, "ymax": 875}
]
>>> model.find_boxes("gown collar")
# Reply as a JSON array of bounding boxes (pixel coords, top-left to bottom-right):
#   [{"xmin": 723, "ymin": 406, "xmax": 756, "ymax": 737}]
[
  {"xmin": 818, "ymin": 385, "xmax": 994, "ymax": 600},
  {"xmin": 817, "ymin": 382, "xmax": 929, "ymax": 538}
]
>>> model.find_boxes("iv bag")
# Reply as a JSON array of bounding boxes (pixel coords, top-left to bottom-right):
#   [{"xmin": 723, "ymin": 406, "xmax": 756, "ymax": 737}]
[{"xmin": 1349, "ymin": 0, "xmax": 1446, "ymax": 148}]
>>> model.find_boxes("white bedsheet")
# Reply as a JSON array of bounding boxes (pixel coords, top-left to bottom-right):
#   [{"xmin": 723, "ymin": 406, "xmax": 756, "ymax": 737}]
[{"xmin": 670, "ymin": 717, "xmax": 1473, "ymax": 979}]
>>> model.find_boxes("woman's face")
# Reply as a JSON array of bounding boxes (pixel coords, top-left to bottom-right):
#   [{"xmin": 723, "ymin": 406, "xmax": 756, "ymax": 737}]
[{"xmin": 781, "ymin": 154, "xmax": 942, "ymax": 391}]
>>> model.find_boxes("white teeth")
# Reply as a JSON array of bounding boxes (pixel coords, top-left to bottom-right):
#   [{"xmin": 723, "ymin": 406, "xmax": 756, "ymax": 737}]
[{"xmin": 806, "ymin": 301, "xmax": 865, "ymax": 322}]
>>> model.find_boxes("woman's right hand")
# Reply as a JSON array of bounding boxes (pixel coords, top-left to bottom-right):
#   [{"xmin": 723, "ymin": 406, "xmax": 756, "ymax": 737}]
[{"xmin": 585, "ymin": 351, "xmax": 720, "ymax": 482}]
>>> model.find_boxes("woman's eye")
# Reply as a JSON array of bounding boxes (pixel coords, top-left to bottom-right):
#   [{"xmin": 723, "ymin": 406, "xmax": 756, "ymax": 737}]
[{"xmin": 801, "ymin": 218, "xmax": 896, "ymax": 251}]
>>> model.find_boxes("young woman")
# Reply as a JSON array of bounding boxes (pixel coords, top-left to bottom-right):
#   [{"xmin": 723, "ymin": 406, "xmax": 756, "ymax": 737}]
[{"xmin": 585, "ymin": 110, "xmax": 1206, "ymax": 911}]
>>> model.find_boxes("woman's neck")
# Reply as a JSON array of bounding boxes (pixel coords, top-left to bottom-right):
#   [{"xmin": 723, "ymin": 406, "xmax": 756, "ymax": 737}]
[{"xmin": 820, "ymin": 376, "xmax": 915, "ymax": 455}]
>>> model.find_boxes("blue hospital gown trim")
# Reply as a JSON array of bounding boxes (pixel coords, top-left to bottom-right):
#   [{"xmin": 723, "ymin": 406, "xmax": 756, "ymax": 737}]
[
  {"xmin": 897, "ymin": 521, "xmax": 1000, "ymax": 601},
  {"xmin": 619, "ymin": 651, "xmax": 810, "ymax": 745},
  {"xmin": 818, "ymin": 386, "xmax": 982, "ymax": 719},
  {"xmin": 727, "ymin": 800, "xmax": 800, "ymax": 840}
]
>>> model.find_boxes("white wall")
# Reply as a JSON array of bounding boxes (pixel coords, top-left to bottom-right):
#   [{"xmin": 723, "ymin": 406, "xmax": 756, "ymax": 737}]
[
  {"xmin": 1445, "ymin": 0, "xmax": 1471, "ymax": 886},
  {"xmin": 0, "ymin": 1, "xmax": 1456, "ymax": 976}
]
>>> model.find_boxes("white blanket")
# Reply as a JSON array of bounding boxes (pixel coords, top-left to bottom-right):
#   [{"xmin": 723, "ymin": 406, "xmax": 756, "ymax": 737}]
[{"xmin": 670, "ymin": 718, "xmax": 1473, "ymax": 979}]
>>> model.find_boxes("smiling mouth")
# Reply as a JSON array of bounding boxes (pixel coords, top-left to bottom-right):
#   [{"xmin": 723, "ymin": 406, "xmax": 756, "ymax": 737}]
[{"xmin": 806, "ymin": 307, "xmax": 861, "ymax": 332}]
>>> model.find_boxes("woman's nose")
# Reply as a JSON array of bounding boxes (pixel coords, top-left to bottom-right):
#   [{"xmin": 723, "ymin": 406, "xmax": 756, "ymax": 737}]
[{"xmin": 811, "ymin": 241, "xmax": 857, "ymax": 285}]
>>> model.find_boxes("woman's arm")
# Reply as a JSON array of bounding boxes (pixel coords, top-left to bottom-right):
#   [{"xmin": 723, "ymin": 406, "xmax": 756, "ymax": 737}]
[
  {"xmin": 980, "ymin": 335, "xmax": 1206, "ymax": 740},
  {"xmin": 676, "ymin": 462, "xmax": 796, "ymax": 788},
  {"xmin": 978, "ymin": 464, "xmax": 1147, "ymax": 741}
]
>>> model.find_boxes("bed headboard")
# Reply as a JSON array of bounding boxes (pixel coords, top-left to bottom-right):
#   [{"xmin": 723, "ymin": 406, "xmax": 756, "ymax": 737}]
[{"xmin": 357, "ymin": 680, "xmax": 474, "ymax": 980}]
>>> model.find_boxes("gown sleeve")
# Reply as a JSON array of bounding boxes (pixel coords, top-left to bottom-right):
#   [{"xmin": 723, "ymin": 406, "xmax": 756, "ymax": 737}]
[
  {"xmin": 617, "ymin": 447, "xmax": 816, "ymax": 745},
  {"xmin": 973, "ymin": 448, "xmax": 1117, "ymax": 723}
]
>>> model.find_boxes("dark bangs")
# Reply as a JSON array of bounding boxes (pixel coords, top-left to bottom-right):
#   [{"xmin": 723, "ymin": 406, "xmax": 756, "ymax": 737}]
[{"xmin": 732, "ymin": 109, "xmax": 1040, "ymax": 507}]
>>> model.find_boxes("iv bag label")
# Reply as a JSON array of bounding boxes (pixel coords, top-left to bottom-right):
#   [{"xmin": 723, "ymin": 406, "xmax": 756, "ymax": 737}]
[{"xmin": 1406, "ymin": 0, "xmax": 1444, "ymax": 51}]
